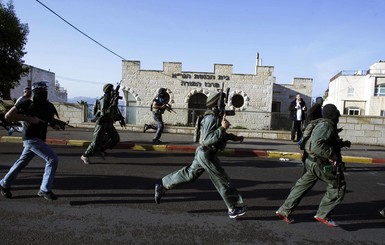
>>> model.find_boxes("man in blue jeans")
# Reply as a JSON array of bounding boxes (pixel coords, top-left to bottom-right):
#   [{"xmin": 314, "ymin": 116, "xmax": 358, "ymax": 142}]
[{"xmin": 0, "ymin": 81, "xmax": 61, "ymax": 200}]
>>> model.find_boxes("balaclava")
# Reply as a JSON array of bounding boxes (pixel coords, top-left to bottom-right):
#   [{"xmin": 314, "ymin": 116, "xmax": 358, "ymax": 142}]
[
  {"xmin": 322, "ymin": 104, "xmax": 340, "ymax": 124},
  {"xmin": 32, "ymin": 82, "xmax": 48, "ymax": 104}
]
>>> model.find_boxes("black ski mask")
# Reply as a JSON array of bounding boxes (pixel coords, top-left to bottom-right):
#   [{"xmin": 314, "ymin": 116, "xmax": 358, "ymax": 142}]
[
  {"xmin": 32, "ymin": 89, "xmax": 48, "ymax": 104},
  {"xmin": 322, "ymin": 104, "xmax": 340, "ymax": 124}
]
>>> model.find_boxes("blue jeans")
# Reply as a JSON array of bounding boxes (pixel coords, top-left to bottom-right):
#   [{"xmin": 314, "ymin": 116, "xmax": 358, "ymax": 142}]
[
  {"xmin": 152, "ymin": 112, "xmax": 164, "ymax": 140},
  {"xmin": 0, "ymin": 138, "xmax": 59, "ymax": 192}
]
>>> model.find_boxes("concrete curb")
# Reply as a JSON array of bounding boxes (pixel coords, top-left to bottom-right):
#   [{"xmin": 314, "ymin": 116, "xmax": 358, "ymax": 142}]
[{"xmin": 1, "ymin": 136, "xmax": 384, "ymax": 164}]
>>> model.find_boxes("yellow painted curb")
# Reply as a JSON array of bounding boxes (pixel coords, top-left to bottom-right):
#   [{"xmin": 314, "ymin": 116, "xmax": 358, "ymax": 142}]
[
  {"xmin": 0, "ymin": 136, "xmax": 23, "ymax": 143},
  {"xmin": 67, "ymin": 140, "xmax": 90, "ymax": 147},
  {"xmin": 342, "ymin": 156, "xmax": 372, "ymax": 164},
  {"xmin": 131, "ymin": 144, "xmax": 168, "ymax": 151},
  {"xmin": 151, "ymin": 145, "xmax": 167, "ymax": 151},
  {"xmin": 221, "ymin": 149, "xmax": 236, "ymax": 155},
  {"xmin": 132, "ymin": 145, "xmax": 147, "ymax": 151},
  {"xmin": 267, "ymin": 151, "xmax": 302, "ymax": 160}
]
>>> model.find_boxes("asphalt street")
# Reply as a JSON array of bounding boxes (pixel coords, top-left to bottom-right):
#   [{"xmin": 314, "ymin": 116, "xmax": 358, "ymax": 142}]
[
  {"xmin": 1, "ymin": 140, "xmax": 385, "ymax": 244},
  {"xmin": 1, "ymin": 127, "xmax": 385, "ymax": 163}
]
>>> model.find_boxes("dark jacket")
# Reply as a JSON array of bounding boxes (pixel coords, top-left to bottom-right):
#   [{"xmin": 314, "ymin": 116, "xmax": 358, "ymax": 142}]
[
  {"xmin": 289, "ymin": 98, "xmax": 307, "ymax": 121},
  {"xmin": 306, "ymin": 103, "xmax": 323, "ymax": 123}
]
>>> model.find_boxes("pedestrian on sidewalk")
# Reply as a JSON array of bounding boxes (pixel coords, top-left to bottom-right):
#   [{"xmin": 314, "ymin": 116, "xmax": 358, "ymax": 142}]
[
  {"xmin": 154, "ymin": 91, "xmax": 247, "ymax": 219},
  {"xmin": 0, "ymin": 82, "xmax": 61, "ymax": 200},
  {"xmin": 143, "ymin": 88, "xmax": 171, "ymax": 144},
  {"xmin": 289, "ymin": 94, "xmax": 307, "ymax": 142},
  {"xmin": 276, "ymin": 104, "xmax": 349, "ymax": 227},
  {"xmin": 81, "ymin": 84, "xmax": 120, "ymax": 164}
]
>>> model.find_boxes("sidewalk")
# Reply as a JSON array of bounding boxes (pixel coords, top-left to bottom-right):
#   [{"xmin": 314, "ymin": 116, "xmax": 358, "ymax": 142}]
[{"xmin": 1, "ymin": 127, "xmax": 385, "ymax": 164}]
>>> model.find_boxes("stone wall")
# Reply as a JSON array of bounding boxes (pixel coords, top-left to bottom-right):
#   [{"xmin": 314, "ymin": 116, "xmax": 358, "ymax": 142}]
[
  {"xmin": 338, "ymin": 115, "xmax": 385, "ymax": 146},
  {"xmin": 52, "ymin": 102, "xmax": 84, "ymax": 125},
  {"xmin": 121, "ymin": 61, "xmax": 276, "ymax": 130},
  {"xmin": 58, "ymin": 102, "xmax": 385, "ymax": 146}
]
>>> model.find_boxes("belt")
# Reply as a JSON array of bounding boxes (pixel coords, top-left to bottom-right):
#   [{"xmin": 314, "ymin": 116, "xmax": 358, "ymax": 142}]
[
  {"xmin": 201, "ymin": 145, "xmax": 217, "ymax": 152},
  {"xmin": 307, "ymin": 156, "xmax": 328, "ymax": 165}
]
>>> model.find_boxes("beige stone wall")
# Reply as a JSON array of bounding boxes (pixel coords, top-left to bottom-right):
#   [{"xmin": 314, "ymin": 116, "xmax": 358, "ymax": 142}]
[
  {"xmin": 338, "ymin": 115, "xmax": 385, "ymax": 146},
  {"xmin": 50, "ymin": 102, "xmax": 385, "ymax": 146},
  {"xmin": 121, "ymin": 60, "xmax": 276, "ymax": 130},
  {"xmin": 52, "ymin": 102, "xmax": 84, "ymax": 125}
]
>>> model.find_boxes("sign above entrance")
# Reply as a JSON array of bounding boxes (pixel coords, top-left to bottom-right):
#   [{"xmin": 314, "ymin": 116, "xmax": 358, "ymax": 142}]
[{"xmin": 173, "ymin": 73, "xmax": 230, "ymax": 88}]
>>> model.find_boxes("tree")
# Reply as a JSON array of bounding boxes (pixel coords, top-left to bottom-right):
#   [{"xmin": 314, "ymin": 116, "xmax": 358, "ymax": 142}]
[{"xmin": 0, "ymin": 1, "xmax": 29, "ymax": 99}]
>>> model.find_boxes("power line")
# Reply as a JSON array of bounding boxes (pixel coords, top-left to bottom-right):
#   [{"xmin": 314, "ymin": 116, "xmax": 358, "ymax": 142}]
[
  {"xmin": 35, "ymin": 0, "xmax": 126, "ymax": 61},
  {"xmin": 55, "ymin": 75, "xmax": 105, "ymax": 85}
]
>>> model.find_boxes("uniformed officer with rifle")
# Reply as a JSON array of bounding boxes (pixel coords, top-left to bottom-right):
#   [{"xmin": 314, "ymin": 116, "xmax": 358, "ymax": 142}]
[
  {"xmin": 276, "ymin": 104, "xmax": 351, "ymax": 227},
  {"xmin": 154, "ymin": 88, "xmax": 247, "ymax": 219},
  {"xmin": 80, "ymin": 83, "xmax": 122, "ymax": 164}
]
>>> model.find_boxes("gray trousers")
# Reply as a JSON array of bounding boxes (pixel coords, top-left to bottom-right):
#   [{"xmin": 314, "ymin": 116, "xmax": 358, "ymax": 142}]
[
  {"xmin": 84, "ymin": 120, "xmax": 120, "ymax": 157},
  {"xmin": 278, "ymin": 159, "xmax": 346, "ymax": 219},
  {"xmin": 162, "ymin": 146, "xmax": 243, "ymax": 209}
]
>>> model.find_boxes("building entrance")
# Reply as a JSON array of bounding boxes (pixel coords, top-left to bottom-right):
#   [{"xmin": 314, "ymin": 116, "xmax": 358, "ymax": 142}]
[{"xmin": 188, "ymin": 93, "xmax": 207, "ymax": 126}]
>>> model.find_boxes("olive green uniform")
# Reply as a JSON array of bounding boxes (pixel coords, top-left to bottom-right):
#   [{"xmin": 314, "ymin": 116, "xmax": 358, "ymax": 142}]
[
  {"xmin": 277, "ymin": 118, "xmax": 346, "ymax": 219},
  {"xmin": 162, "ymin": 110, "xmax": 243, "ymax": 209},
  {"xmin": 83, "ymin": 95, "xmax": 120, "ymax": 157}
]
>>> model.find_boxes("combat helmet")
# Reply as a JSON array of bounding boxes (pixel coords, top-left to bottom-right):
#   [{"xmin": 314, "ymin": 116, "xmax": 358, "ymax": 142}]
[
  {"xmin": 206, "ymin": 92, "xmax": 225, "ymax": 108},
  {"xmin": 103, "ymin": 83, "xmax": 113, "ymax": 93}
]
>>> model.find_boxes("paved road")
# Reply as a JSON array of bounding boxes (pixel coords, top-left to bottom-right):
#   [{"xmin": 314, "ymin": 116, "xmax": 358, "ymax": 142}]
[
  {"xmin": 1, "ymin": 127, "xmax": 385, "ymax": 163},
  {"xmin": 1, "ymin": 142, "xmax": 384, "ymax": 244}
]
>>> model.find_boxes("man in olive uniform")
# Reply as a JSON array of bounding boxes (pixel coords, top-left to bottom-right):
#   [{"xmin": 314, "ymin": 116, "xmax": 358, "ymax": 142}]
[
  {"xmin": 276, "ymin": 104, "xmax": 349, "ymax": 227},
  {"xmin": 80, "ymin": 84, "xmax": 120, "ymax": 164},
  {"xmin": 154, "ymin": 91, "xmax": 247, "ymax": 219},
  {"xmin": 143, "ymin": 88, "xmax": 167, "ymax": 144}
]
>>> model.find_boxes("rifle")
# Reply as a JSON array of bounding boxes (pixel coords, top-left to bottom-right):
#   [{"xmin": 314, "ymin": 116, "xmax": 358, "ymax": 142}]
[
  {"xmin": 216, "ymin": 83, "xmax": 235, "ymax": 127},
  {"xmin": 0, "ymin": 113, "xmax": 21, "ymax": 130},
  {"xmin": 111, "ymin": 81, "xmax": 126, "ymax": 128},
  {"xmin": 50, "ymin": 118, "xmax": 74, "ymax": 130},
  {"xmin": 164, "ymin": 104, "xmax": 176, "ymax": 113},
  {"xmin": 334, "ymin": 161, "xmax": 343, "ymax": 197},
  {"xmin": 333, "ymin": 130, "xmax": 351, "ymax": 197}
]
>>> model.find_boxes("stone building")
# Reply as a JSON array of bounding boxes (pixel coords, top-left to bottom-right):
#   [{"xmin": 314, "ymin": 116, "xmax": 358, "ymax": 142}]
[
  {"xmin": 10, "ymin": 65, "xmax": 68, "ymax": 103},
  {"xmin": 120, "ymin": 59, "xmax": 313, "ymax": 130}
]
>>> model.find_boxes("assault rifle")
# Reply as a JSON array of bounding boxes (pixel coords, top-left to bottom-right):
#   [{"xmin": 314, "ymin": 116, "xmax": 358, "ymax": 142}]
[
  {"xmin": 333, "ymin": 132, "xmax": 351, "ymax": 197},
  {"xmin": 0, "ymin": 113, "xmax": 21, "ymax": 131},
  {"xmin": 50, "ymin": 118, "xmax": 74, "ymax": 130},
  {"xmin": 164, "ymin": 104, "xmax": 176, "ymax": 113},
  {"xmin": 112, "ymin": 81, "xmax": 126, "ymax": 128},
  {"xmin": 216, "ymin": 83, "xmax": 235, "ymax": 127},
  {"xmin": 335, "ymin": 161, "xmax": 343, "ymax": 197}
]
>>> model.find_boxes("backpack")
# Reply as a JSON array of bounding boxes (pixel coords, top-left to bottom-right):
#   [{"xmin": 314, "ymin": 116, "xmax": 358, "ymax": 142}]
[
  {"xmin": 93, "ymin": 98, "xmax": 101, "ymax": 116},
  {"xmin": 193, "ymin": 115, "xmax": 204, "ymax": 143},
  {"xmin": 298, "ymin": 118, "xmax": 323, "ymax": 150}
]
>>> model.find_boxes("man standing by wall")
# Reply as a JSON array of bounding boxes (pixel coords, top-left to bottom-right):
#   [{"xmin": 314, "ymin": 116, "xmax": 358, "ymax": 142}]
[{"xmin": 289, "ymin": 94, "xmax": 307, "ymax": 142}]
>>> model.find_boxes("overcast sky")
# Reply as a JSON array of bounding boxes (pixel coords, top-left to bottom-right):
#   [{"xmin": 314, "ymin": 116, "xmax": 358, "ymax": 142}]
[{"xmin": 11, "ymin": 0, "xmax": 385, "ymax": 99}]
